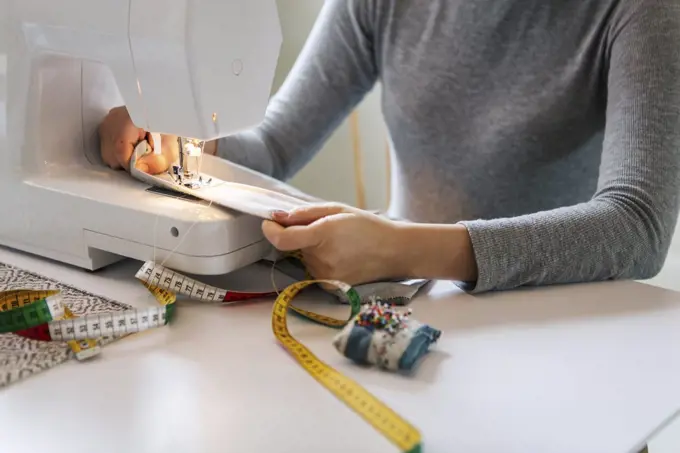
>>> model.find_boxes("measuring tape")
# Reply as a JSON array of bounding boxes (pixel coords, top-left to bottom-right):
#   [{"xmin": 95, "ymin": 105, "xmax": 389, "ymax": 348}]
[
  {"xmin": 272, "ymin": 279, "xmax": 423, "ymax": 453},
  {"xmin": 0, "ymin": 279, "xmax": 177, "ymax": 360},
  {"xmin": 134, "ymin": 261, "xmax": 278, "ymax": 303},
  {"xmin": 0, "ymin": 288, "xmax": 175, "ymax": 341},
  {"xmin": 135, "ymin": 261, "xmax": 423, "ymax": 453},
  {"xmin": 1, "ymin": 260, "xmax": 422, "ymax": 452},
  {"xmin": 0, "ymin": 289, "xmax": 102, "ymax": 359}
]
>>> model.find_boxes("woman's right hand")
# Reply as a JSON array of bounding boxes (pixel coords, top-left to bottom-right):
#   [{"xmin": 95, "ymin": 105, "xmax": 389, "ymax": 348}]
[{"xmin": 98, "ymin": 106, "xmax": 178, "ymax": 175}]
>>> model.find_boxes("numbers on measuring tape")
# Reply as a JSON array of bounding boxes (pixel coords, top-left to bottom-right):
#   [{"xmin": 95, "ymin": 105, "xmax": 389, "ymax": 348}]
[
  {"xmin": 269, "ymin": 278, "xmax": 422, "ymax": 453},
  {"xmin": 6, "ymin": 261, "xmax": 424, "ymax": 452},
  {"xmin": 137, "ymin": 261, "xmax": 270, "ymax": 304},
  {"xmin": 1, "ymin": 276, "xmax": 172, "ymax": 365}
]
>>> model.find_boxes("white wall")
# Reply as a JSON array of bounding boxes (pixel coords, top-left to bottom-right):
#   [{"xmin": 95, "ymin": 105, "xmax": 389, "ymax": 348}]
[{"xmin": 272, "ymin": 0, "xmax": 390, "ymax": 211}]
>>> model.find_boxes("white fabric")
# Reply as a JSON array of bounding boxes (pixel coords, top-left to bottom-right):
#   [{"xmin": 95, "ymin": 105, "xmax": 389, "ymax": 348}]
[{"xmin": 129, "ymin": 140, "xmax": 309, "ymax": 219}]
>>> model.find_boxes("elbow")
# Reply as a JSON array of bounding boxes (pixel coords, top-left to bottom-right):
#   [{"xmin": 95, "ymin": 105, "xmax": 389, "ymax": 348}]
[
  {"xmin": 627, "ymin": 246, "xmax": 668, "ymax": 280},
  {"xmin": 600, "ymin": 194, "xmax": 678, "ymax": 282},
  {"xmin": 618, "ymin": 217, "xmax": 675, "ymax": 281}
]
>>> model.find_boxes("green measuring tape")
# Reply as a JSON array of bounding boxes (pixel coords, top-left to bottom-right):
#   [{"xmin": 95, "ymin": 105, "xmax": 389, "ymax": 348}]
[{"xmin": 0, "ymin": 281, "xmax": 176, "ymax": 359}]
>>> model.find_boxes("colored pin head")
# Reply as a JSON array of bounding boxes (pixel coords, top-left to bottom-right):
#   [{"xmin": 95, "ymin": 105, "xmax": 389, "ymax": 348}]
[{"xmin": 354, "ymin": 300, "xmax": 413, "ymax": 335}]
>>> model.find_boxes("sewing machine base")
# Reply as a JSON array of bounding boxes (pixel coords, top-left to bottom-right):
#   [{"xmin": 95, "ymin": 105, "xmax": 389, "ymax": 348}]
[
  {"xmin": 0, "ymin": 177, "xmax": 274, "ymax": 275},
  {"xmin": 0, "ymin": 155, "xmax": 309, "ymax": 275},
  {"xmin": 0, "ymin": 236, "xmax": 273, "ymax": 275}
]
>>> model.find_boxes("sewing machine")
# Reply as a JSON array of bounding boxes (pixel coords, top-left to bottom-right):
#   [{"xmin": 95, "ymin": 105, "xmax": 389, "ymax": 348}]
[{"xmin": 0, "ymin": 0, "xmax": 292, "ymax": 275}]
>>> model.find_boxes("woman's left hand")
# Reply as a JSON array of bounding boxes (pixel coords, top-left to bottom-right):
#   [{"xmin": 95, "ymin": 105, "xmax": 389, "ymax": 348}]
[{"xmin": 262, "ymin": 204, "xmax": 408, "ymax": 285}]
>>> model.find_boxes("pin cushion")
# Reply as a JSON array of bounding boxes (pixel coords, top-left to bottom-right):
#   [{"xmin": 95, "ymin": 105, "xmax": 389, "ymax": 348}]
[{"xmin": 332, "ymin": 300, "xmax": 441, "ymax": 372}]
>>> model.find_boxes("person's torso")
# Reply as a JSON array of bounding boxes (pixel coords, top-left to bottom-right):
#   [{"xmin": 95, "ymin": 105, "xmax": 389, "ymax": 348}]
[{"xmin": 374, "ymin": 0, "xmax": 628, "ymax": 223}]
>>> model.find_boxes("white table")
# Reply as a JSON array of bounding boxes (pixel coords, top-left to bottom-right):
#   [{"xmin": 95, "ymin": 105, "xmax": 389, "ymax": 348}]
[{"xmin": 1, "ymin": 247, "xmax": 680, "ymax": 453}]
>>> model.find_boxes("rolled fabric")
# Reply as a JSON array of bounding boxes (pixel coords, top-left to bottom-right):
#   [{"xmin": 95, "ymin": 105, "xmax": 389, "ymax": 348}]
[{"xmin": 332, "ymin": 301, "xmax": 441, "ymax": 372}]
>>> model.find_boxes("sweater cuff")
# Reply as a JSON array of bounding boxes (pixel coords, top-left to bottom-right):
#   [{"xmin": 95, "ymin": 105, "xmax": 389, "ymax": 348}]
[{"xmin": 456, "ymin": 219, "xmax": 519, "ymax": 293}]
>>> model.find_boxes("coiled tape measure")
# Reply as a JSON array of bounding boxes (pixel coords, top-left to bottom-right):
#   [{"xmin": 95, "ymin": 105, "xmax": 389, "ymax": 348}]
[
  {"xmin": 0, "ymin": 260, "xmax": 422, "ymax": 453},
  {"xmin": 0, "ymin": 283, "xmax": 177, "ymax": 360}
]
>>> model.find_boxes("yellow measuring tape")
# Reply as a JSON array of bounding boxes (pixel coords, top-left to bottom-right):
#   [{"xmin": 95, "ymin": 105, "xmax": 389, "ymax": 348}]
[
  {"xmin": 134, "ymin": 260, "xmax": 422, "ymax": 453},
  {"xmin": 1, "ymin": 261, "xmax": 422, "ymax": 452},
  {"xmin": 272, "ymin": 279, "xmax": 422, "ymax": 453}
]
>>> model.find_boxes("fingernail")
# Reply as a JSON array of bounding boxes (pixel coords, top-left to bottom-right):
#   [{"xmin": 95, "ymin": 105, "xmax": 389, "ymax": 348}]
[{"xmin": 271, "ymin": 210, "xmax": 289, "ymax": 219}]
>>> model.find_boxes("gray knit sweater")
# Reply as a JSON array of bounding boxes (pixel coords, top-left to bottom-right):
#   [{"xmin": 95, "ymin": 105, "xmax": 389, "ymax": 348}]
[{"xmin": 217, "ymin": 0, "xmax": 680, "ymax": 292}]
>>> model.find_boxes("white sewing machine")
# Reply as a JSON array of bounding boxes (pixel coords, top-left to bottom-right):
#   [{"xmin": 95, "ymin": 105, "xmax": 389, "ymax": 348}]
[{"xmin": 0, "ymin": 0, "xmax": 298, "ymax": 275}]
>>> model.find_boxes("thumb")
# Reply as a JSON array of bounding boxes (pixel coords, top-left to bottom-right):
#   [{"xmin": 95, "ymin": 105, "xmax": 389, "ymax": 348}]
[
  {"xmin": 135, "ymin": 153, "xmax": 170, "ymax": 175},
  {"xmin": 272, "ymin": 203, "xmax": 352, "ymax": 226},
  {"xmin": 261, "ymin": 220, "xmax": 320, "ymax": 251},
  {"xmin": 118, "ymin": 128, "xmax": 148, "ymax": 171}
]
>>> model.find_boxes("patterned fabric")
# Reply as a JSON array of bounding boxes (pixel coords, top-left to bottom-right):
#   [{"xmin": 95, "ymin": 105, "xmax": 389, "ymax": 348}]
[
  {"xmin": 333, "ymin": 313, "xmax": 441, "ymax": 372},
  {"xmin": 0, "ymin": 263, "xmax": 131, "ymax": 388}
]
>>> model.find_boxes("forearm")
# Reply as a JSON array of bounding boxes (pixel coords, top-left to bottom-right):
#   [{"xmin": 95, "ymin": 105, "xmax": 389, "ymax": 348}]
[
  {"xmin": 392, "ymin": 192, "xmax": 676, "ymax": 293},
  {"xmin": 392, "ymin": 222, "xmax": 478, "ymax": 283},
  {"xmin": 198, "ymin": 126, "xmax": 288, "ymax": 178},
  {"xmin": 458, "ymin": 197, "xmax": 677, "ymax": 292}
]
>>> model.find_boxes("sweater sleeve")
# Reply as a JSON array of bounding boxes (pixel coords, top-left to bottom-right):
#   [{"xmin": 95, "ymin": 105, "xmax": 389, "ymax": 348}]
[
  {"xmin": 215, "ymin": 0, "xmax": 379, "ymax": 181},
  {"xmin": 457, "ymin": 1, "xmax": 680, "ymax": 293}
]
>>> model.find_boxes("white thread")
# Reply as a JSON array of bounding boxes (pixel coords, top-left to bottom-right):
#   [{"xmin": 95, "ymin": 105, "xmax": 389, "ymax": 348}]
[
  {"xmin": 197, "ymin": 141, "xmax": 205, "ymax": 176},
  {"xmin": 157, "ymin": 197, "xmax": 216, "ymax": 269},
  {"xmin": 152, "ymin": 214, "xmax": 159, "ymax": 264},
  {"xmin": 134, "ymin": 142, "xmax": 164, "ymax": 268},
  {"xmin": 143, "ymin": 145, "xmax": 224, "ymax": 269},
  {"xmin": 270, "ymin": 256, "xmax": 283, "ymax": 297},
  {"xmin": 147, "ymin": 147, "xmax": 286, "ymax": 295}
]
